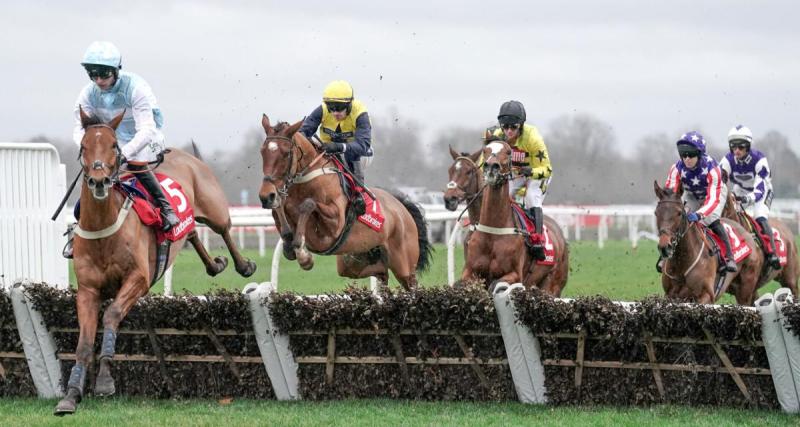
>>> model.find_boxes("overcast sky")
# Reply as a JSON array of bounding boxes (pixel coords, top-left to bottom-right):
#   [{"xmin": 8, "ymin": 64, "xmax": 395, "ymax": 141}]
[{"xmin": 2, "ymin": 0, "xmax": 799, "ymax": 155}]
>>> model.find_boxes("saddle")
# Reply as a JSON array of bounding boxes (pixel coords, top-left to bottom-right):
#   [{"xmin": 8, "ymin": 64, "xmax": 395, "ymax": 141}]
[
  {"xmin": 698, "ymin": 222, "xmax": 751, "ymax": 269},
  {"xmin": 510, "ymin": 203, "xmax": 555, "ymax": 265},
  {"xmin": 738, "ymin": 212, "xmax": 783, "ymax": 261}
]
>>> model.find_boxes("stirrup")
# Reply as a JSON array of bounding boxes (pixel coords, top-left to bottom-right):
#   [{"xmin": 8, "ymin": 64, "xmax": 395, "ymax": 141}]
[
  {"xmin": 768, "ymin": 254, "xmax": 781, "ymax": 269},
  {"xmin": 62, "ymin": 224, "xmax": 75, "ymax": 259},
  {"xmin": 724, "ymin": 259, "xmax": 738, "ymax": 273},
  {"xmin": 531, "ymin": 243, "xmax": 545, "ymax": 261}
]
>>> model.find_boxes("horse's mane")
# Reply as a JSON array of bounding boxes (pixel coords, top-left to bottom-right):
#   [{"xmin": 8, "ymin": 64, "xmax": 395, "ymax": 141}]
[{"xmin": 81, "ymin": 115, "xmax": 105, "ymax": 128}]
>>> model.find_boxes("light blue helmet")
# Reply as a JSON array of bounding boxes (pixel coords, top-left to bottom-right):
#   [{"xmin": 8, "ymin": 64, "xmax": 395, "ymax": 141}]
[{"xmin": 80, "ymin": 41, "xmax": 122, "ymax": 69}]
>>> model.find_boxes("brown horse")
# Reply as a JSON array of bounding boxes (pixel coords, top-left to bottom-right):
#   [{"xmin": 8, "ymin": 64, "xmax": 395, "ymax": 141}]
[
  {"xmin": 654, "ymin": 181, "xmax": 768, "ymax": 304},
  {"xmin": 721, "ymin": 191, "xmax": 799, "ymax": 295},
  {"xmin": 457, "ymin": 140, "xmax": 568, "ymax": 295},
  {"xmin": 54, "ymin": 110, "xmax": 256, "ymax": 415},
  {"xmin": 443, "ymin": 145, "xmax": 483, "ymax": 260},
  {"xmin": 257, "ymin": 115, "xmax": 432, "ymax": 290}
]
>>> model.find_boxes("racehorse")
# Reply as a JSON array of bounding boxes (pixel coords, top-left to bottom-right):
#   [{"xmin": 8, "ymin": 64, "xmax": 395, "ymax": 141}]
[
  {"xmin": 721, "ymin": 191, "xmax": 799, "ymax": 295},
  {"xmin": 457, "ymin": 139, "xmax": 568, "ymax": 295},
  {"xmin": 654, "ymin": 181, "xmax": 767, "ymax": 304},
  {"xmin": 443, "ymin": 146, "xmax": 483, "ymax": 259},
  {"xmin": 257, "ymin": 115, "xmax": 432, "ymax": 290},
  {"xmin": 55, "ymin": 109, "xmax": 257, "ymax": 416}
]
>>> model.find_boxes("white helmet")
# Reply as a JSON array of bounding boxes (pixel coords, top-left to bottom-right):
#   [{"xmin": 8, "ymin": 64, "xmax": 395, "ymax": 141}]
[
  {"xmin": 727, "ymin": 125, "xmax": 753, "ymax": 144},
  {"xmin": 81, "ymin": 41, "xmax": 122, "ymax": 69}
]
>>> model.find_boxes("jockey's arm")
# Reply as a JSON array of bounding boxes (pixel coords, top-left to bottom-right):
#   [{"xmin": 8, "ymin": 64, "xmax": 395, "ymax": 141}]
[
  {"xmin": 718, "ymin": 156, "xmax": 731, "ymax": 183},
  {"xmin": 121, "ymin": 85, "xmax": 159, "ymax": 159},
  {"xmin": 664, "ymin": 163, "xmax": 681, "ymax": 192},
  {"xmin": 523, "ymin": 129, "xmax": 552, "ymax": 179},
  {"xmin": 299, "ymin": 106, "xmax": 323, "ymax": 139},
  {"xmin": 72, "ymin": 85, "xmax": 94, "ymax": 146},
  {"xmin": 344, "ymin": 112, "xmax": 372, "ymax": 159},
  {"xmin": 752, "ymin": 157, "xmax": 771, "ymax": 202},
  {"xmin": 697, "ymin": 166, "xmax": 723, "ymax": 217}
]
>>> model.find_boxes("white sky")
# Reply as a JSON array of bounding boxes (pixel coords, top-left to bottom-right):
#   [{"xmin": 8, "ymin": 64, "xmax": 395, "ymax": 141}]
[{"xmin": 2, "ymin": 0, "xmax": 799, "ymax": 153}]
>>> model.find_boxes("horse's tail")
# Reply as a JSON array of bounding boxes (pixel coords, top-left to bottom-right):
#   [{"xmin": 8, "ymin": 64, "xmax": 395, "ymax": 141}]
[
  {"xmin": 393, "ymin": 192, "xmax": 434, "ymax": 272},
  {"xmin": 191, "ymin": 139, "xmax": 204, "ymax": 161}
]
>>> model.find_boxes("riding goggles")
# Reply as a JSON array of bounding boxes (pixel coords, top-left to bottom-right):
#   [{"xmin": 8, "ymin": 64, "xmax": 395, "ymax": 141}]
[
  {"xmin": 85, "ymin": 66, "xmax": 115, "ymax": 80},
  {"xmin": 326, "ymin": 102, "xmax": 350, "ymax": 113}
]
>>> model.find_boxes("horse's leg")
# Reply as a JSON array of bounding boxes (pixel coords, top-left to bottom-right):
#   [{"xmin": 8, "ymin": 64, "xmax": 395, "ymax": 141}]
[
  {"xmin": 187, "ymin": 230, "xmax": 228, "ymax": 276},
  {"xmin": 94, "ymin": 276, "xmax": 148, "ymax": 396},
  {"xmin": 212, "ymin": 224, "xmax": 256, "ymax": 277},
  {"xmin": 55, "ymin": 286, "xmax": 101, "ymax": 416},
  {"xmin": 292, "ymin": 199, "xmax": 317, "ymax": 271}
]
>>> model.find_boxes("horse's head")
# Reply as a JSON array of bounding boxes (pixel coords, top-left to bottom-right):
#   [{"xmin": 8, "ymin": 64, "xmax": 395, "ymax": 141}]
[
  {"xmin": 482, "ymin": 140, "xmax": 513, "ymax": 187},
  {"xmin": 78, "ymin": 107, "xmax": 124, "ymax": 201},
  {"xmin": 444, "ymin": 145, "xmax": 483, "ymax": 211},
  {"xmin": 258, "ymin": 114, "xmax": 304, "ymax": 209},
  {"xmin": 654, "ymin": 180, "xmax": 687, "ymax": 259}
]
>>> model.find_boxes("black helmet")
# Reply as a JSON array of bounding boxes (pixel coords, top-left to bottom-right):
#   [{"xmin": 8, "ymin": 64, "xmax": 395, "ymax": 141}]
[{"xmin": 498, "ymin": 100, "xmax": 526, "ymax": 125}]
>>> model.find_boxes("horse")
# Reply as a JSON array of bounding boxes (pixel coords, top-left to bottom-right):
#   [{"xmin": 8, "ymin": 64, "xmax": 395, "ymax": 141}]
[
  {"xmin": 721, "ymin": 191, "xmax": 799, "ymax": 295},
  {"xmin": 54, "ymin": 109, "xmax": 257, "ymax": 416},
  {"xmin": 654, "ymin": 180, "xmax": 767, "ymax": 304},
  {"xmin": 443, "ymin": 145, "xmax": 483, "ymax": 259},
  {"xmin": 257, "ymin": 115, "xmax": 432, "ymax": 290},
  {"xmin": 457, "ymin": 139, "xmax": 568, "ymax": 295}
]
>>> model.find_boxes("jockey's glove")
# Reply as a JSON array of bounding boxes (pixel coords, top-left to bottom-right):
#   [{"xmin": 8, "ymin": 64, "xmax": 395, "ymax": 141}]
[
  {"xmin": 687, "ymin": 211, "xmax": 702, "ymax": 222},
  {"xmin": 323, "ymin": 143, "xmax": 346, "ymax": 154},
  {"xmin": 735, "ymin": 194, "xmax": 754, "ymax": 204},
  {"xmin": 119, "ymin": 154, "xmax": 128, "ymax": 166},
  {"xmin": 519, "ymin": 166, "xmax": 533, "ymax": 177}
]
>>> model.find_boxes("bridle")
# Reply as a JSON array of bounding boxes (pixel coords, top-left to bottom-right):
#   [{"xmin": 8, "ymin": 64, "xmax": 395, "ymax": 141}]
[
  {"xmin": 447, "ymin": 156, "xmax": 488, "ymax": 222},
  {"xmin": 261, "ymin": 135, "xmax": 323, "ymax": 198},
  {"xmin": 656, "ymin": 199, "xmax": 690, "ymax": 257},
  {"xmin": 79, "ymin": 124, "xmax": 123, "ymax": 184},
  {"xmin": 482, "ymin": 145, "xmax": 513, "ymax": 186}
]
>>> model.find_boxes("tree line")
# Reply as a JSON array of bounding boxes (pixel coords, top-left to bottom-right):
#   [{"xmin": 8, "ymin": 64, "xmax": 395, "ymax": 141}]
[{"xmin": 30, "ymin": 111, "xmax": 800, "ymax": 206}]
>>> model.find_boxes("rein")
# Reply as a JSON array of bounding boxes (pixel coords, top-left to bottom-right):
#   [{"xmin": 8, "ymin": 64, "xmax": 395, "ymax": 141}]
[
  {"xmin": 262, "ymin": 135, "xmax": 329, "ymax": 197},
  {"xmin": 658, "ymin": 199, "xmax": 708, "ymax": 279}
]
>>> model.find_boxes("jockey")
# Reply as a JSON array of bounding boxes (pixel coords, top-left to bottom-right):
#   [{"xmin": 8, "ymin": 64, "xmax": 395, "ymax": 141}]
[
  {"xmin": 659, "ymin": 131, "xmax": 737, "ymax": 273},
  {"xmin": 719, "ymin": 125, "xmax": 781, "ymax": 269},
  {"xmin": 64, "ymin": 41, "xmax": 179, "ymax": 258},
  {"xmin": 490, "ymin": 100, "xmax": 552, "ymax": 259},
  {"xmin": 300, "ymin": 80, "xmax": 374, "ymax": 184}
]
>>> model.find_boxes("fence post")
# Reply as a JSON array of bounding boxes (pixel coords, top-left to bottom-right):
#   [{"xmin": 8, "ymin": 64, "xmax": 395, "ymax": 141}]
[
  {"xmin": 492, "ymin": 282, "xmax": 546, "ymax": 403},
  {"xmin": 755, "ymin": 292, "xmax": 799, "ymax": 412}
]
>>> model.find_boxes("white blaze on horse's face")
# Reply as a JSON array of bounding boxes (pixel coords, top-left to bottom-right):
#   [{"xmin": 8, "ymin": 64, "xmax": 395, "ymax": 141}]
[
  {"xmin": 267, "ymin": 142, "xmax": 278, "ymax": 152},
  {"xmin": 455, "ymin": 161, "xmax": 462, "ymax": 171},
  {"xmin": 486, "ymin": 142, "xmax": 504, "ymax": 155}
]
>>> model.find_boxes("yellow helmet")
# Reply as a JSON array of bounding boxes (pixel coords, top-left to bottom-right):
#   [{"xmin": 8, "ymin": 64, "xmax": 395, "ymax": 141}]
[{"xmin": 322, "ymin": 80, "xmax": 354, "ymax": 103}]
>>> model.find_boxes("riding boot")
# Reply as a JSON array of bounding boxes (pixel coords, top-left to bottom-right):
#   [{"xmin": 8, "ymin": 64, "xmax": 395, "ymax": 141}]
[
  {"xmin": 348, "ymin": 161, "xmax": 366, "ymax": 215},
  {"xmin": 62, "ymin": 223, "xmax": 76, "ymax": 259},
  {"xmin": 527, "ymin": 207, "xmax": 545, "ymax": 260},
  {"xmin": 133, "ymin": 167, "xmax": 180, "ymax": 232},
  {"xmin": 756, "ymin": 217, "xmax": 782, "ymax": 269},
  {"xmin": 710, "ymin": 220, "xmax": 738, "ymax": 273}
]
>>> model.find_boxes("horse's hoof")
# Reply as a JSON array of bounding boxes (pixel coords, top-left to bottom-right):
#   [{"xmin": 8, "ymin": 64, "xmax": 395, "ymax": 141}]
[
  {"xmin": 206, "ymin": 256, "xmax": 228, "ymax": 276},
  {"xmin": 282, "ymin": 247, "xmax": 297, "ymax": 261},
  {"xmin": 54, "ymin": 397, "xmax": 77, "ymax": 416},
  {"xmin": 94, "ymin": 376, "xmax": 116, "ymax": 397},
  {"xmin": 297, "ymin": 254, "xmax": 314, "ymax": 271},
  {"xmin": 237, "ymin": 259, "xmax": 257, "ymax": 278}
]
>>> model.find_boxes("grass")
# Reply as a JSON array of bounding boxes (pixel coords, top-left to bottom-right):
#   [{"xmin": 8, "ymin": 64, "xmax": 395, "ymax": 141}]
[
  {"xmin": 0, "ymin": 398, "xmax": 795, "ymax": 427},
  {"xmin": 69, "ymin": 239, "xmax": 787, "ymax": 302}
]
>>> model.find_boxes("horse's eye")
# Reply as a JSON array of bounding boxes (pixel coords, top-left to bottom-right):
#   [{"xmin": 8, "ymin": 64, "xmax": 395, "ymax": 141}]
[{"xmin": 466, "ymin": 169, "xmax": 473, "ymax": 175}]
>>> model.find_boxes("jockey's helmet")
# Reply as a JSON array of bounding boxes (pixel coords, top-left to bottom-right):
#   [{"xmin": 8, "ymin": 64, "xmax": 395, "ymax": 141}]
[
  {"xmin": 323, "ymin": 80, "xmax": 354, "ymax": 113},
  {"xmin": 497, "ymin": 100, "xmax": 526, "ymax": 126},
  {"xmin": 727, "ymin": 125, "xmax": 752, "ymax": 152},
  {"xmin": 676, "ymin": 131, "xmax": 706, "ymax": 156}
]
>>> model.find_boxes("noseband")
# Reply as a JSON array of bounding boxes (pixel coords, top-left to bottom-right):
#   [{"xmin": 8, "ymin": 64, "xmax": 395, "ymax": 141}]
[
  {"xmin": 482, "ymin": 153, "xmax": 513, "ymax": 185},
  {"xmin": 657, "ymin": 199, "xmax": 691, "ymax": 257},
  {"xmin": 447, "ymin": 156, "xmax": 480, "ymax": 194}
]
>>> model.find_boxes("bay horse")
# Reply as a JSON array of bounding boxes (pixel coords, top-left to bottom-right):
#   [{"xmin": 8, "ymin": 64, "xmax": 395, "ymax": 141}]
[
  {"xmin": 257, "ymin": 115, "xmax": 432, "ymax": 290},
  {"xmin": 456, "ymin": 140, "xmax": 568, "ymax": 295},
  {"xmin": 55, "ymin": 109, "xmax": 256, "ymax": 415},
  {"xmin": 721, "ymin": 191, "xmax": 799, "ymax": 295},
  {"xmin": 654, "ymin": 181, "xmax": 766, "ymax": 304}
]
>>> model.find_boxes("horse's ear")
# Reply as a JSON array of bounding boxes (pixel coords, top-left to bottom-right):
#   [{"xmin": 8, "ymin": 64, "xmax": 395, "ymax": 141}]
[
  {"xmin": 469, "ymin": 148, "xmax": 482, "ymax": 163},
  {"xmin": 654, "ymin": 180, "xmax": 664, "ymax": 199},
  {"xmin": 261, "ymin": 114, "xmax": 271, "ymax": 133},
  {"xmin": 79, "ymin": 105, "xmax": 92, "ymax": 128},
  {"xmin": 448, "ymin": 145, "xmax": 460, "ymax": 160},
  {"xmin": 108, "ymin": 109, "xmax": 125, "ymax": 130},
  {"xmin": 285, "ymin": 119, "xmax": 304, "ymax": 137}
]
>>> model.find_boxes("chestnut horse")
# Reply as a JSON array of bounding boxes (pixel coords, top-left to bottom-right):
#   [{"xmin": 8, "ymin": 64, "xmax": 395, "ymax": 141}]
[
  {"xmin": 55, "ymin": 110, "xmax": 256, "ymax": 415},
  {"xmin": 654, "ymin": 181, "xmax": 767, "ymax": 304},
  {"xmin": 457, "ymin": 140, "xmax": 568, "ymax": 295},
  {"xmin": 257, "ymin": 115, "xmax": 432, "ymax": 290},
  {"xmin": 443, "ymin": 146, "xmax": 483, "ymax": 260},
  {"xmin": 721, "ymin": 191, "xmax": 799, "ymax": 295}
]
